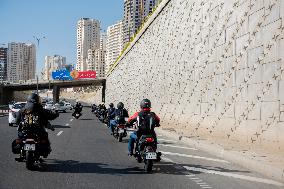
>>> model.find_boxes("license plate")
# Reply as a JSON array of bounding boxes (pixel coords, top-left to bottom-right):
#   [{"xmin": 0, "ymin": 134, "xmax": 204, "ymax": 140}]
[
  {"xmin": 146, "ymin": 152, "xmax": 157, "ymax": 159},
  {"xmin": 24, "ymin": 144, "xmax": 35, "ymax": 151},
  {"xmin": 118, "ymin": 129, "xmax": 124, "ymax": 134},
  {"xmin": 76, "ymin": 114, "xmax": 79, "ymax": 116}
]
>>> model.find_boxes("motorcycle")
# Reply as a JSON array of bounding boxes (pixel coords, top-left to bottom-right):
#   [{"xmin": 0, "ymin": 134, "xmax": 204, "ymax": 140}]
[
  {"xmin": 72, "ymin": 107, "xmax": 82, "ymax": 119},
  {"xmin": 91, "ymin": 104, "xmax": 97, "ymax": 114},
  {"xmin": 135, "ymin": 135, "xmax": 162, "ymax": 173},
  {"xmin": 74, "ymin": 112, "xmax": 81, "ymax": 119},
  {"xmin": 98, "ymin": 109, "xmax": 107, "ymax": 123},
  {"xmin": 113, "ymin": 123, "xmax": 127, "ymax": 142},
  {"xmin": 12, "ymin": 123, "xmax": 54, "ymax": 170}
]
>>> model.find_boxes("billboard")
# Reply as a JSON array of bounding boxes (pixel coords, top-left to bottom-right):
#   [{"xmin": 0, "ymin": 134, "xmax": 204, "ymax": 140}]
[{"xmin": 52, "ymin": 70, "xmax": 96, "ymax": 80}]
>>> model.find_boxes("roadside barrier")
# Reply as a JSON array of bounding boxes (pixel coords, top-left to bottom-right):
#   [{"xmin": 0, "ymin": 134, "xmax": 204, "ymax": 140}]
[{"xmin": 0, "ymin": 105, "xmax": 9, "ymax": 116}]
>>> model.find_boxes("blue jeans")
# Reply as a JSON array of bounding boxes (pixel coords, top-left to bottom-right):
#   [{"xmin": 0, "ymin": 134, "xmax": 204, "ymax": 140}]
[
  {"xmin": 110, "ymin": 120, "xmax": 117, "ymax": 133},
  {"xmin": 128, "ymin": 131, "xmax": 137, "ymax": 154}
]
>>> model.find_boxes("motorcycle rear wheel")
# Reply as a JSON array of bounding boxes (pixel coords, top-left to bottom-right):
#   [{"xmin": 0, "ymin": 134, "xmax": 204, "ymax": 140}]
[
  {"xmin": 145, "ymin": 159, "xmax": 153, "ymax": 173},
  {"xmin": 118, "ymin": 133, "xmax": 123, "ymax": 142},
  {"xmin": 26, "ymin": 151, "xmax": 34, "ymax": 170}
]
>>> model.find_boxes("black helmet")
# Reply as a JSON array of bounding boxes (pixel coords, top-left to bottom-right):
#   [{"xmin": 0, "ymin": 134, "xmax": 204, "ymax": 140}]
[
  {"xmin": 117, "ymin": 102, "xmax": 124, "ymax": 109},
  {"xmin": 109, "ymin": 103, "xmax": 114, "ymax": 107},
  {"xmin": 140, "ymin": 99, "xmax": 151, "ymax": 109},
  {"xmin": 27, "ymin": 93, "xmax": 40, "ymax": 104}
]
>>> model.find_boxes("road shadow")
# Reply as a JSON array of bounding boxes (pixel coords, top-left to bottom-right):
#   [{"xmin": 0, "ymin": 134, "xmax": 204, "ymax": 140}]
[
  {"xmin": 40, "ymin": 159, "xmax": 145, "ymax": 175},
  {"xmin": 157, "ymin": 141, "xmax": 175, "ymax": 145},
  {"xmin": 178, "ymin": 163, "xmax": 250, "ymax": 174},
  {"xmin": 37, "ymin": 159, "xmax": 187, "ymax": 176},
  {"xmin": 53, "ymin": 124, "xmax": 71, "ymax": 129},
  {"xmin": 36, "ymin": 158, "xmax": 250, "ymax": 176}
]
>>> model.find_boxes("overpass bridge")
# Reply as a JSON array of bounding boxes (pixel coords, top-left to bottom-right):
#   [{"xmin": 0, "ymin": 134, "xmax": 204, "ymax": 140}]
[{"xmin": 0, "ymin": 79, "xmax": 106, "ymax": 105}]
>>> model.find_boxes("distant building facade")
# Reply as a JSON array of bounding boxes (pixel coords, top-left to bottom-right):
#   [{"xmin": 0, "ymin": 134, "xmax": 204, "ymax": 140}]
[
  {"xmin": 86, "ymin": 34, "xmax": 106, "ymax": 78},
  {"xmin": 44, "ymin": 55, "xmax": 66, "ymax": 80},
  {"xmin": 123, "ymin": 0, "xmax": 158, "ymax": 46},
  {"xmin": 106, "ymin": 21, "xmax": 123, "ymax": 74},
  {"xmin": 7, "ymin": 42, "xmax": 36, "ymax": 82},
  {"xmin": 76, "ymin": 18, "xmax": 100, "ymax": 71},
  {"xmin": 0, "ymin": 47, "xmax": 8, "ymax": 82}
]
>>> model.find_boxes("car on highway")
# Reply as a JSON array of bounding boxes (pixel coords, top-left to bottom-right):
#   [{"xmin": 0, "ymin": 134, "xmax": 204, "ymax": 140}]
[
  {"xmin": 54, "ymin": 101, "xmax": 68, "ymax": 113},
  {"xmin": 62, "ymin": 101, "xmax": 73, "ymax": 110},
  {"xmin": 44, "ymin": 101, "xmax": 55, "ymax": 110},
  {"xmin": 8, "ymin": 102, "xmax": 26, "ymax": 126}
]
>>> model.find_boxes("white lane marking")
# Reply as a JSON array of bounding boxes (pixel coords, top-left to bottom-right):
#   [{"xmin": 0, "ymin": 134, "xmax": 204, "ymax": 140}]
[
  {"xmin": 70, "ymin": 119, "xmax": 73, "ymax": 122},
  {"xmin": 162, "ymin": 156, "xmax": 174, "ymax": 163},
  {"xmin": 194, "ymin": 179, "xmax": 203, "ymax": 182},
  {"xmin": 158, "ymin": 138, "xmax": 177, "ymax": 143},
  {"xmin": 186, "ymin": 174, "xmax": 196, "ymax": 177},
  {"xmin": 189, "ymin": 177, "xmax": 199, "ymax": 180},
  {"xmin": 161, "ymin": 151, "xmax": 229, "ymax": 163},
  {"xmin": 65, "ymin": 123, "xmax": 69, "ymax": 126},
  {"xmin": 201, "ymin": 187, "xmax": 212, "ymax": 189},
  {"xmin": 163, "ymin": 157, "xmax": 213, "ymax": 188},
  {"xmin": 158, "ymin": 143, "xmax": 197, "ymax": 150},
  {"xmin": 183, "ymin": 166, "xmax": 284, "ymax": 187},
  {"xmin": 57, "ymin": 131, "xmax": 63, "ymax": 136}
]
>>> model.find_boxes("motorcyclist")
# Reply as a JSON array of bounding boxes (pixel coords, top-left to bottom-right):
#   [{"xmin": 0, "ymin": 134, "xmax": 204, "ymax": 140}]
[
  {"xmin": 98, "ymin": 103, "xmax": 106, "ymax": 111},
  {"xmin": 109, "ymin": 102, "xmax": 129, "ymax": 135},
  {"xmin": 16, "ymin": 93, "xmax": 59, "ymax": 158},
  {"xmin": 107, "ymin": 103, "xmax": 115, "ymax": 127},
  {"xmin": 91, "ymin": 103, "xmax": 97, "ymax": 113},
  {"xmin": 127, "ymin": 99, "xmax": 160, "ymax": 156},
  {"xmin": 98, "ymin": 102, "xmax": 107, "ymax": 121},
  {"xmin": 72, "ymin": 101, "xmax": 83, "ymax": 117}
]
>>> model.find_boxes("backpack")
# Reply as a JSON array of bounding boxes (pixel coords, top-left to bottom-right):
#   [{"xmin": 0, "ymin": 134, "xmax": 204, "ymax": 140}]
[
  {"xmin": 138, "ymin": 112, "xmax": 156, "ymax": 133},
  {"xmin": 115, "ymin": 109, "xmax": 126, "ymax": 124},
  {"xmin": 22, "ymin": 109, "xmax": 40, "ymax": 128}
]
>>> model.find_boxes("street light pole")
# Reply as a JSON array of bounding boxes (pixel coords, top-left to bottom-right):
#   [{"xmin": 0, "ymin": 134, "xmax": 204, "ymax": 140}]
[
  {"xmin": 33, "ymin": 35, "xmax": 46, "ymax": 95},
  {"xmin": 36, "ymin": 75, "xmax": 39, "ymax": 94}
]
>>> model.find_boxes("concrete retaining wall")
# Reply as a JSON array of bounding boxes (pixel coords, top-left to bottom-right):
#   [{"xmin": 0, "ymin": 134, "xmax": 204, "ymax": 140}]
[{"xmin": 102, "ymin": 0, "xmax": 284, "ymax": 152}]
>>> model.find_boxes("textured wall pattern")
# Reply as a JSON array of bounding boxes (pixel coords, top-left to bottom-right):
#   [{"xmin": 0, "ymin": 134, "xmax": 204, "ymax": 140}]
[{"xmin": 104, "ymin": 0, "xmax": 284, "ymax": 151}]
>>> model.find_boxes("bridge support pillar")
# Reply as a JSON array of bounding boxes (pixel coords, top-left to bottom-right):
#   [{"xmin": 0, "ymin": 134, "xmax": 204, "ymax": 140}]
[
  {"xmin": 53, "ymin": 85, "xmax": 60, "ymax": 103},
  {"xmin": 0, "ymin": 86, "xmax": 14, "ymax": 105},
  {"xmin": 102, "ymin": 80, "xmax": 106, "ymax": 103}
]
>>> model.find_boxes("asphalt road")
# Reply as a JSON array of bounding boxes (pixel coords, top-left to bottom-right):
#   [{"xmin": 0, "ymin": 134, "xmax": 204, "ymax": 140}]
[{"xmin": 0, "ymin": 107, "xmax": 283, "ymax": 189}]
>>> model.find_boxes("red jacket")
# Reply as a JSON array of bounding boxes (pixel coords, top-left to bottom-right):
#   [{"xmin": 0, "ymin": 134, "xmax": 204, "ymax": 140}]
[{"xmin": 128, "ymin": 108, "xmax": 160, "ymax": 126}]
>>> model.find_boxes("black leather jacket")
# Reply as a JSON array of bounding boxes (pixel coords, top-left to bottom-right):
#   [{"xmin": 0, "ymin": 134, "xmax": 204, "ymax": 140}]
[{"xmin": 16, "ymin": 102, "xmax": 58, "ymax": 133}]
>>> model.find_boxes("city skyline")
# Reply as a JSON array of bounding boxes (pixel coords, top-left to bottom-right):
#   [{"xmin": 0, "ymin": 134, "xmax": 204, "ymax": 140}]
[{"xmin": 0, "ymin": 0, "xmax": 123, "ymax": 75}]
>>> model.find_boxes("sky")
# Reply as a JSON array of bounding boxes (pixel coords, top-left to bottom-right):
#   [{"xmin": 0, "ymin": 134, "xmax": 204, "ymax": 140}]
[{"xmin": 0, "ymin": 0, "xmax": 123, "ymax": 75}]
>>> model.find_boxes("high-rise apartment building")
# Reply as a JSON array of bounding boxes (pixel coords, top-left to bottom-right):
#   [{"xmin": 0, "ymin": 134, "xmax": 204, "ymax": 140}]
[
  {"xmin": 44, "ymin": 55, "xmax": 66, "ymax": 80},
  {"xmin": 76, "ymin": 18, "xmax": 100, "ymax": 71},
  {"xmin": 7, "ymin": 42, "xmax": 36, "ymax": 82},
  {"xmin": 0, "ymin": 47, "xmax": 8, "ymax": 82},
  {"xmin": 106, "ymin": 21, "xmax": 123, "ymax": 74},
  {"xmin": 86, "ymin": 34, "xmax": 106, "ymax": 78},
  {"xmin": 141, "ymin": 0, "xmax": 158, "ymax": 21},
  {"xmin": 123, "ymin": 0, "xmax": 158, "ymax": 45}
]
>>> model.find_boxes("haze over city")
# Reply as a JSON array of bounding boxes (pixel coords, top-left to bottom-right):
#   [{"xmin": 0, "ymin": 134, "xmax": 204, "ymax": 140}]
[{"xmin": 0, "ymin": 0, "xmax": 123, "ymax": 75}]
